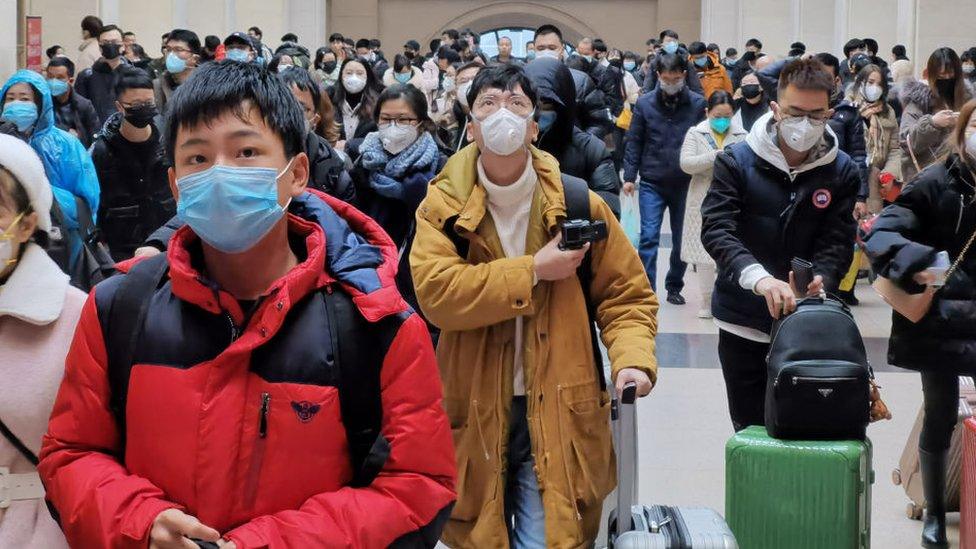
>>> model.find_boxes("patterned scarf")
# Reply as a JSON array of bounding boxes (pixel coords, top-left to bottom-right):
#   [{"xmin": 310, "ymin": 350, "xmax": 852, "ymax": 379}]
[{"xmin": 359, "ymin": 131, "xmax": 440, "ymax": 200}]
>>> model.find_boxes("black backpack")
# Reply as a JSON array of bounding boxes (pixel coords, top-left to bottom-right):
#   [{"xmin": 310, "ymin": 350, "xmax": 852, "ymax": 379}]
[
  {"xmin": 444, "ymin": 174, "xmax": 607, "ymax": 392},
  {"xmin": 765, "ymin": 296, "xmax": 872, "ymax": 440},
  {"xmin": 103, "ymin": 254, "xmax": 395, "ymax": 488},
  {"xmin": 47, "ymin": 196, "xmax": 116, "ymax": 292}
]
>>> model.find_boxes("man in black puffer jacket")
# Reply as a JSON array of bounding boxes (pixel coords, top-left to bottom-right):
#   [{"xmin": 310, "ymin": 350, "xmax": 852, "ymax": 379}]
[
  {"xmin": 702, "ymin": 58, "xmax": 859, "ymax": 431},
  {"xmin": 524, "ymin": 57, "xmax": 621, "ymax": 217}
]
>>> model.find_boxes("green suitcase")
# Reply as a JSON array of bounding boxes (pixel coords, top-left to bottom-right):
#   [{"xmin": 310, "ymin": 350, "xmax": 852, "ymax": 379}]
[{"xmin": 725, "ymin": 427, "xmax": 874, "ymax": 549}]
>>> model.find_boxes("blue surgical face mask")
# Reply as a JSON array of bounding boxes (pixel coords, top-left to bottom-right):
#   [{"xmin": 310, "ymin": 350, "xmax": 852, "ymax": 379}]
[
  {"xmin": 394, "ymin": 71, "xmax": 412, "ymax": 84},
  {"xmin": 623, "ymin": 60, "xmax": 636, "ymax": 72},
  {"xmin": 226, "ymin": 49, "xmax": 250, "ymax": 63},
  {"xmin": 526, "ymin": 51, "xmax": 536, "ymax": 61},
  {"xmin": 694, "ymin": 56, "xmax": 708, "ymax": 68},
  {"xmin": 47, "ymin": 78, "xmax": 70, "ymax": 97},
  {"xmin": 663, "ymin": 41, "xmax": 679, "ymax": 55},
  {"xmin": 176, "ymin": 160, "xmax": 294, "ymax": 253},
  {"xmin": 2, "ymin": 101, "xmax": 39, "ymax": 133},
  {"xmin": 710, "ymin": 116, "xmax": 731, "ymax": 134},
  {"xmin": 166, "ymin": 51, "xmax": 187, "ymax": 74},
  {"xmin": 538, "ymin": 111, "xmax": 557, "ymax": 132}
]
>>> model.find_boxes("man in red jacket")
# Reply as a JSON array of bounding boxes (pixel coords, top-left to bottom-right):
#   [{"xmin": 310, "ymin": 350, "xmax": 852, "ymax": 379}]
[{"xmin": 39, "ymin": 60, "xmax": 456, "ymax": 549}]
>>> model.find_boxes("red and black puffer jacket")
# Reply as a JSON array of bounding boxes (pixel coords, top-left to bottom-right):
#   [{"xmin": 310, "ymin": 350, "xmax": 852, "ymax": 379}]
[{"xmin": 38, "ymin": 189, "xmax": 457, "ymax": 548}]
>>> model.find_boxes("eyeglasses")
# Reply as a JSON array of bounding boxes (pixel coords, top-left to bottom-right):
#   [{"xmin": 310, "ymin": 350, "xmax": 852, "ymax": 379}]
[
  {"xmin": 378, "ymin": 117, "xmax": 418, "ymax": 128},
  {"xmin": 472, "ymin": 93, "xmax": 534, "ymax": 118},
  {"xmin": 780, "ymin": 109, "xmax": 831, "ymax": 123},
  {"xmin": 169, "ymin": 46, "xmax": 193, "ymax": 56}
]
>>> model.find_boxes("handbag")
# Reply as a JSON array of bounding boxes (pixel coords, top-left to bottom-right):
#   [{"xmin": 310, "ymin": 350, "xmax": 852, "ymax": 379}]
[
  {"xmin": 615, "ymin": 103, "xmax": 633, "ymax": 130},
  {"xmin": 872, "ymin": 226, "xmax": 976, "ymax": 323}
]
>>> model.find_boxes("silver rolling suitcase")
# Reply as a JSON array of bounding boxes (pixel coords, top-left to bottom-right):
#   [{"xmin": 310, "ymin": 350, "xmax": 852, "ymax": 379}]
[{"xmin": 607, "ymin": 384, "xmax": 738, "ymax": 549}]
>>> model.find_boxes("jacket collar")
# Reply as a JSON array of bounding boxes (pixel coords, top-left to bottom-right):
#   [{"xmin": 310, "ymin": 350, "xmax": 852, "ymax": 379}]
[
  {"xmin": 0, "ymin": 243, "xmax": 69, "ymax": 325},
  {"xmin": 745, "ymin": 112, "xmax": 839, "ymax": 179}
]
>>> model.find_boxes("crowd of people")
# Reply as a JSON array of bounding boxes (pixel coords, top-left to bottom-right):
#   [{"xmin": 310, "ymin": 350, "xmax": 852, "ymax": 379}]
[{"xmin": 0, "ymin": 12, "xmax": 975, "ymax": 549}]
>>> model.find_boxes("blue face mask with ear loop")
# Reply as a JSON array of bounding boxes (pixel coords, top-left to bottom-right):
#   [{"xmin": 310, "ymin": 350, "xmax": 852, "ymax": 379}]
[
  {"xmin": 226, "ymin": 48, "xmax": 250, "ymax": 63},
  {"xmin": 176, "ymin": 159, "xmax": 295, "ymax": 254},
  {"xmin": 1, "ymin": 101, "xmax": 39, "ymax": 133},
  {"xmin": 47, "ymin": 78, "xmax": 70, "ymax": 97},
  {"xmin": 537, "ymin": 111, "xmax": 557, "ymax": 133},
  {"xmin": 663, "ymin": 41, "xmax": 679, "ymax": 55}
]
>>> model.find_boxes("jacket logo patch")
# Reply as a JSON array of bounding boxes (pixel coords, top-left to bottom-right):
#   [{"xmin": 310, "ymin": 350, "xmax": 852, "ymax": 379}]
[
  {"xmin": 818, "ymin": 388, "xmax": 834, "ymax": 398},
  {"xmin": 291, "ymin": 401, "xmax": 322, "ymax": 423},
  {"xmin": 812, "ymin": 189, "xmax": 832, "ymax": 209}
]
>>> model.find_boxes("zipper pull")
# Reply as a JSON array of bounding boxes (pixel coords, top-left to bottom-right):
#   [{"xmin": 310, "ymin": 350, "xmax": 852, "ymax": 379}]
[
  {"xmin": 225, "ymin": 312, "xmax": 239, "ymax": 342},
  {"xmin": 259, "ymin": 392, "xmax": 271, "ymax": 438}
]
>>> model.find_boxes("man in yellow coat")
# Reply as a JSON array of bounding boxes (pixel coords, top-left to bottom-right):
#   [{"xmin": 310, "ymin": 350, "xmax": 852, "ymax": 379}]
[{"xmin": 411, "ymin": 64, "xmax": 659, "ymax": 549}]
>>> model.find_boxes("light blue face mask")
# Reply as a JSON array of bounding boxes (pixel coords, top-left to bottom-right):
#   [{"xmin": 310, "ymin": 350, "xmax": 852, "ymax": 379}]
[
  {"xmin": 166, "ymin": 51, "xmax": 187, "ymax": 74},
  {"xmin": 226, "ymin": 49, "xmax": 250, "ymax": 63},
  {"xmin": 710, "ymin": 116, "xmax": 731, "ymax": 134},
  {"xmin": 623, "ymin": 61, "xmax": 636, "ymax": 72},
  {"xmin": 663, "ymin": 41, "xmax": 679, "ymax": 55},
  {"xmin": 176, "ymin": 160, "xmax": 293, "ymax": 253},
  {"xmin": 394, "ymin": 71, "xmax": 412, "ymax": 84},
  {"xmin": 694, "ymin": 56, "xmax": 708, "ymax": 68},
  {"xmin": 526, "ymin": 51, "xmax": 536, "ymax": 61},
  {"xmin": 2, "ymin": 101, "xmax": 39, "ymax": 133},
  {"xmin": 47, "ymin": 78, "xmax": 70, "ymax": 97},
  {"xmin": 537, "ymin": 111, "xmax": 557, "ymax": 132}
]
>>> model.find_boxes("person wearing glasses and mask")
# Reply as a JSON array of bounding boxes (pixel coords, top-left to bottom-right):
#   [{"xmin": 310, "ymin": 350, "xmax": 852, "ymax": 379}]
[
  {"xmin": 90, "ymin": 67, "xmax": 173, "ymax": 262},
  {"xmin": 701, "ymin": 58, "xmax": 860, "ymax": 432},
  {"xmin": 410, "ymin": 64, "xmax": 657, "ymax": 549},
  {"xmin": 152, "ymin": 29, "xmax": 202, "ymax": 113}
]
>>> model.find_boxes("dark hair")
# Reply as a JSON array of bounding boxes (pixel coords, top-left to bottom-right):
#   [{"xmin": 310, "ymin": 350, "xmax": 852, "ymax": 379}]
[
  {"xmin": 333, "ymin": 58, "xmax": 381, "ymax": 119},
  {"xmin": 814, "ymin": 52, "xmax": 841, "ymax": 78},
  {"xmin": 167, "ymin": 29, "xmax": 202, "ymax": 55},
  {"xmin": 329, "ymin": 33, "xmax": 345, "ymax": 43},
  {"xmin": 926, "ymin": 47, "xmax": 966, "ymax": 110},
  {"xmin": 343, "ymin": 38, "xmax": 354, "ymax": 47},
  {"xmin": 778, "ymin": 58, "xmax": 835, "ymax": 96},
  {"xmin": 267, "ymin": 52, "xmax": 296, "ymax": 73},
  {"xmin": 646, "ymin": 38, "xmax": 659, "ymax": 47},
  {"xmin": 706, "ymin": 43, "xmax": 720, "ymax": 53},
  {"xmin": 355, "ymin": 39, "xmax": 370, "ymax": 50},
  {"xmin": 113, "ymin": 66, "xmax": 153, "ymax": 97},
  {"xmin": 370, "ymin": 38, "xmax": 382, "ymax": 49},
  {"xmin": 852, "ymin": 63, "xmax": 890, "ymax": 106},
  {"xmin": 466, "ymin": 64, "xmax": 537, "ymax": 115},
  {"xmin": 45, "ymin": 45, "xmax": 62, "ymax": 60},
  {"xmin": 428, "ymin": 39, "xmax": 440, "ymax": 54},
  {"xmin": 374, "ymin": 84, "xmax": 435, "ymax": 133},
  {"xmin": 456, "ymin": 61, "xmax": 484, "ymax": 77},
  {"xmin": 47, "ymin": 56, "xmax": 75, "ymax": 77},
  {"xmin": 123, "ymin": 31, "xmax": 135, "ymax": 38},
  {"xmin": 892, "ymin": 44, "xmax": 908, "ymax": 59},
  {"xmin": 655, "ymin": 53, "xmax": 688, "ymax": 73},
  {"xmin": 660, "ymin": 29, "xmax": 679, "ymax": 41},
  {"xmin": 81, "ymin": 15, "xmax": 103, "ymax": 37},
  {"xmin": 964, "ymin": 50, "xmax": 976, "ymax": 63},
  {"xmin": 437, "ymin": 45, "xmax": 461, "ymax": 64},
  {"xmin": 746, "ymin": 38, "xmax": 763, "ymax": 50},
  {"xmin": 314, "ymin": 47, "xmax": 334, "ymax": 69},
  {"xmin": 164, "ymin": 60, "xmax": 304, "ymax": 165},
  {"xmin": 393, "ymin": 54, "xmax": 412, "ymax": 73},
  {"xmin": 688, "ymin": 41, "xmax": 706, "ymax": 55},
  {"xmin": 281, "ymin": 33, "xmax": 298, "ymax": 44},
  {"xmin": 726, "ymin": 47, "xmax": 738, "ymax": 57},
  {"xmin": 863, "ymin": 38, "xmax": 879, "ymax": 56},
  {"xmin": 130, "ymin": 44, "xmax": 150, "ymax": 61},
  {"xmin": 278, "ymin": 66, "xmax": 337, "ymax": 141},
  {"xmin": 161, "ymin": 32, "xmax": 170, "ymax": 40},
  {"xmin": 99, "ymin": 24, "xmax": 123, "ymax": 38},
  {"xmin": 593, "ymin": 39, "xmax": 608, "ymax": 54},
  {"xmin": 707, "ymin": 90, "xmax": 735, "ymax": 111},
  {"xmin": 788, "ymin": 41, "xmax": 806, "ymax": 57},
  {"xmin": 498, "ymin": 36, "xmax": 512, "ymax": 45},
  {"xmin": 843, "ymin": 38, "xmax": 866, "ymax": 57},
  {"xmin": 204, "ymin": 35, "xmax": 221, "ymax": 50},
  {"xmin": 442, "ymin": 29, "xmax": 459, "ymax": 40},
  {"xmin": 534, "ymin": 24, "xmax": 563, "ymax": 42},
  {"xmin": 248, "ymin": 26, "xmax": 262, "ymax": 38},
  {"xmin": 623, "ymin": 50, "xmax": 639, "ymax": 61},
  {"xmin": 564, "ymin": 56, "xmax": 590, "ymax": 72}
]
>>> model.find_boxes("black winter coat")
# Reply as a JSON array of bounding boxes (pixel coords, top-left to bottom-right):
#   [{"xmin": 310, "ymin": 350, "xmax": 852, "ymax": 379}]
[
  {"xmin": 864, "ymin": 155, "xmax": 976, "ymax": 372},
  {"xmin": 701, "ymin": 133, "xmax": 860, "ymax": 333},
  {"xmin": 623, "ymin": 86, "xmax": 707, "ymax": 186},
  {"xmin": 559, "ymin": 129, "xmax": 621, "ymax": 216},
  {"xmin": 90, "ymin": 113, "xmax": 175, "ymax": 261},
  {"xmin": 53, "ymin": 91, "xmax": 100, "ymax": 148},
  {"xmin": 569, "ymin": 68, "xmax": 612, "ymax": 137},
  {"xmin": 829, "ymin": 99, "xmax": 869, "ymax": 198},
  {"xmin": 74, "ymin": 59, "xmax": 127, "ymax": 126},
  {"xmin": 305, "ymin": 131, "xmax": 356, "ymax": 204}
]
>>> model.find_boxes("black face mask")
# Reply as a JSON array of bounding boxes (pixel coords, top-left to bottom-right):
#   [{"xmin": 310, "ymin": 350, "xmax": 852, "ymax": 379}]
[
  {"xmin": 609, "ymin": 57, "xmax": 623, "ymax": 68},
  {"xmin": 404, "ymin": 51, "xmax": 416, "ymax": 59},
  {"xmin": 100, "ymin": 43, "xmax": 122, "ymax": 60},
  {"xmin": 322, "ymin": 61, "xmax": 337, "ymax": 73},
  {"xmin": 124, "ymin": 104, "xmax": 158, "ymax": 128},
  {"xmin": 742, "ymin": 84, "xmax": 762, "ymax": 99},
  {"xmin": 937, "ymin": 78, "xmax": 957, "ymax": 102}
]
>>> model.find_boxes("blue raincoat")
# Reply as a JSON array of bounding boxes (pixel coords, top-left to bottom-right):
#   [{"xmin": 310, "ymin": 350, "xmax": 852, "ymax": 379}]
[{"xmin": 1, "ymin": 70, "xmax": 100, "ymax": 229}]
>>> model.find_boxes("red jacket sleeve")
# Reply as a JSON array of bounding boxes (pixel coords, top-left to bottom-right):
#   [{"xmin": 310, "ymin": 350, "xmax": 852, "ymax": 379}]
[
  {"xmin": 38, "ymin": 290, "xmax": 183, "ymax": 548},
  {"xmin": 225, "ymin": 313, "xmax": 457, "ymax": 548}
]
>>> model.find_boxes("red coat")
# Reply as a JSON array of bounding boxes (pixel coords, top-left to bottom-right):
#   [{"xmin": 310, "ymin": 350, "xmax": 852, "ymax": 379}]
[{"xmin": 38, "ymin": 190, "xmax": 456, "ymax": 548}]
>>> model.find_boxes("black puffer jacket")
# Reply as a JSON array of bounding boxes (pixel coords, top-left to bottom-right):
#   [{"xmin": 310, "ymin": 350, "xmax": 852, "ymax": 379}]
[
  {"xmin": 568, "ymin": 67, "xmax": 613, "ymax": 137},
  {"xmin": 74, "ymin": 59, "xmax": 128, "ymax": 126},
  {"xmin": 864, "ymin": 154, "xmax": 976, "ymax": 373},
  {"xmin": 90, "ymin": 112, "xmax": 175, "ymax": 261},
  {"xmin": 829, "ymin": 99, "xmax": 869, "ymax": 199},
  {"xmin": 525, "ymin": 58, "xmax": 621, "ymax": 216},
  {"xmin": 305, "ymin": 131, "xmax": 356, "ymax": 204}
]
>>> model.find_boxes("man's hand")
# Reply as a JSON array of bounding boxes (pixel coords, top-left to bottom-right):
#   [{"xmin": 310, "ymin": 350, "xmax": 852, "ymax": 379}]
[
  {"xmin": 932, "ymin": 109, "xmax": 958, "ymax": 129},
  {"xmin": 533, "ymin": 234, "xmax": 589, "ymax": 282},
  {"xmin": 622, "ymin": 181, "xmax": 636, "ymax": 196},
  {"xmin": 788, "ymin": 272, "xmax": 824, "ymax": 298},
  {"xmin": 134, "ymin": 246, "xmax": 162, "ymax": 259},
  {"xmin": 853, "ymin": 201, "xmax": 869, "ymax": 220},
  {"xmin": 616, "ymin": 368, "xmax": 653, "ymax": 397},
  {"xmin": 149, "ymin": 509, "xmax": 221, "ymax": 549},
  {"xmin": 755, "ymin": 276, "xmax": 797, "ymax": 319}
]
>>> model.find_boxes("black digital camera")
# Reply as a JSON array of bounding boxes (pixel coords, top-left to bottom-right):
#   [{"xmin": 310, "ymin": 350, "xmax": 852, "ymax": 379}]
[{"xmin": 560, "ymin": 219, "xmax": 609, "ymax": 250}]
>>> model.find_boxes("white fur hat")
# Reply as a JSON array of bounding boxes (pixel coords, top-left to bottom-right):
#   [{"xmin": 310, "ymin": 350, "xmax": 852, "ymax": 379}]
[{"xmin": 0, "ymin": 134, "xmax": 53, "ymax": 232}]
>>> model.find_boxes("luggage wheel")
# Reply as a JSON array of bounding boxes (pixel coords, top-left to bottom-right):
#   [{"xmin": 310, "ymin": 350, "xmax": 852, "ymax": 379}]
[
  {"xmin": 891, "ymin": 468, "xmax": 902, "ymax": 486},
  {"xmin": 907, "ymin": 502, "xmax": 924, "ymax": 520}
]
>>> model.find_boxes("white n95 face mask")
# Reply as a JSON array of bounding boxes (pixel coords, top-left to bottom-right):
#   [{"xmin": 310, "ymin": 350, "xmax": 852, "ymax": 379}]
[
  {"xmin": 379, "ymin": 123, "xmax": 419, "ymax": 155},
  {"xmin": 343, "ymin": 75, "xmax": 367, "ymax": 93},
  {"xmin": 779, "ymin": 116, "xmax": 825, "ymax": 152},
  {"xmin": 862, "ymin": 84, "xmax": 883, "ymax": 103},
  {"xmin": 478, "ymin": 107, "xmax": 529, "ymax": 156}
]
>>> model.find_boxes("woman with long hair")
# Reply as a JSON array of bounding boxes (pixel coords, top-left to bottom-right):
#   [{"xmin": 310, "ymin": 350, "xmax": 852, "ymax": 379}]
[
  {"xmin": 330, "ymin": 58, "xmax": 381, "ymax": 159},
  {"xmin": 849, "ymin": 64, "xmax": 903, "ymax": 215}
]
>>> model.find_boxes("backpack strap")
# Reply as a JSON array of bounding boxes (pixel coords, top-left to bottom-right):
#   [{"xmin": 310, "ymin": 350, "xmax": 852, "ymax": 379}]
[
  {"xmin": 106, "ymin": 254, "xmax": 170, "ymax": 447},
  {"xmin": 325, "ymin": 286, "xmax": 401, "ymax": 487},
  {"xmin": 560, "ymin": 174, "xmax": 608, "ymax": 393},
  {"xmin": 0, "ymin": 417, "xmax": 38, "ymax": 466}
]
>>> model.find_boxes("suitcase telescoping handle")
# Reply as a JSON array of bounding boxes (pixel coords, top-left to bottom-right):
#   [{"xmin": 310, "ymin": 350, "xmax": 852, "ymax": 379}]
[{"xmin": 614, "ymin": 383, "xmax": 639, "ymax": 532}]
